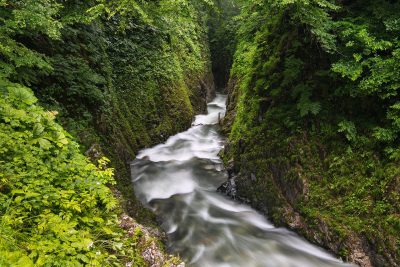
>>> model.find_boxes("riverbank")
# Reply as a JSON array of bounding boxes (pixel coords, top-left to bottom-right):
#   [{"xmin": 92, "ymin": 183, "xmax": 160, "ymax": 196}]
[
  {"xmin": 0, "ymin": 1, "xmax": 214, "ymax": 265},
  {"xmin": 220, "ymin": 2, "xmax": 400, "ymax": 266}
]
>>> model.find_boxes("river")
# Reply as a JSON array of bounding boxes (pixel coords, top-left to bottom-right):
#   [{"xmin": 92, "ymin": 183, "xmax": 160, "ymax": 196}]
[{"xmin": 131, "ymin": 94, "xmax": 354, "ymax": 267}]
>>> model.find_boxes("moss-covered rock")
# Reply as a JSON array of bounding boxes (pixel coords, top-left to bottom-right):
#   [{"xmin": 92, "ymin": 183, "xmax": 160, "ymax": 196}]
[{"xmin": 222, "ymin": 1, "xmax": 400, "ymax": 266}]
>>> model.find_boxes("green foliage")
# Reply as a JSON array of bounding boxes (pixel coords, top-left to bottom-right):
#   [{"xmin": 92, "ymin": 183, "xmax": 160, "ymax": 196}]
[
  {"xmin": 294, "ymin": 84, "xmax": 321, "ymax": 117},
  {"xmin": 1, "ymin": 0, "xmax": 214, "ymax": 219},
  {"xmin": 0, "ymin": 0, "xmax": 63, "ymax": 82},
  {"xmin": 228, "ymin": 0, "xmax": 400, "ymax": 151},
  {"xmin": 1, "ymin": 1, "xmax": 108, "ymax": 150},
  {"xmin": 224, "ymin": 0, "xmax": 400, "ymax": 264},
  {"xmin": 208, "ymin": 0, "xmax": 240, "ymax": 89},
  {"xmin": 88, "ymin": 0, "xmax": 150, "ymax": 27},
  {"xmin": 101, "ymin": 0, "xmax": 214, "ymax": 160},
  {"xmin": 329, "ymin": 1, "xmax": 400, "ymax": 158},
  {"xmin": 338, "ymin": 120, "xmax": 357, "ymax": 142},
  {"xmin": 0, "ymin": 84, "xmax": 146, "ymax": 266},
  {"xmin": 0, "ymin": 0, "xmax": 216, "ymax": 265}
]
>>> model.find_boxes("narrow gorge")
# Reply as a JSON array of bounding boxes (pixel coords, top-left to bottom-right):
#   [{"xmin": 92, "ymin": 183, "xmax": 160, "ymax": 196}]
[{"xmin": 0, "ymin": 0, "xmax": 399, "ymax": 266}]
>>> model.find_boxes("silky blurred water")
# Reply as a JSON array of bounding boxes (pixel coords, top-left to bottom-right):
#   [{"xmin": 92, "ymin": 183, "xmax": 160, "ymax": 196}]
[{"xmin": 131, "ymin": 94, "xmax": 354, "ymax": 267}]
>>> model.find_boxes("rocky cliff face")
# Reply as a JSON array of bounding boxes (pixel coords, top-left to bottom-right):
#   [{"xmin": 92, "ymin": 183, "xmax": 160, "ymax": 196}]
[
  {"xmin": 221, "ymin": 83, "xmax": 399, "ymax": 267},
  {"xmin": 219, "ymin": 1, "xmax": 400, "ymax": 266},
  {"xmin": 220, "ymin": 151, "xmax": 397, "ymax": 267}
]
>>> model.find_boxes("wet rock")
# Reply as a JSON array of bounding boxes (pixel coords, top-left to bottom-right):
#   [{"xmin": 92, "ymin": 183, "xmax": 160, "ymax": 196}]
[
  {"xmin": 222, "ymin": 160, "xmax": 399, "ymax": 267},
  {"xmin": 119, "ymin": 214, "xmax": 185, "ymax": 267},
  {"xmin": 217, "ymin": 177, "xmax": 237, "ymax": 199},
  {"xmin": 283, "ymin": 206, "xmax": 305, "ymax": 230},
  {"xmin": 346, "ymin": 235, "xmax": 373, "ymax": 267},
  {"xmin": 218, "ymin": 158, "xmax": 239, "ymax": 198}
]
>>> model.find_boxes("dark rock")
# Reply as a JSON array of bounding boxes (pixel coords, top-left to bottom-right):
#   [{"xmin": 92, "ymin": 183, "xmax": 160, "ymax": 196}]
[{"xmin": 217, "ymin": 177, "xmax": 238, "ymax": 200}]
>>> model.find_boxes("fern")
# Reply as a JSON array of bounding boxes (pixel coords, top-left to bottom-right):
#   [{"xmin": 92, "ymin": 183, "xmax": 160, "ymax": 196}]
[{"xmin": 338, "ymin": 120, "xmax": 357, "ymax": 142}]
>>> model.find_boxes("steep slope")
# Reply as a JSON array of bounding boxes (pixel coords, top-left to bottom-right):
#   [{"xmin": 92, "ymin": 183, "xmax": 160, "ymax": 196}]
[
  {"xmin": 2, "ymin": 0, "xmax": 214, "ymax": 221},
  {"xmin": 222, "ymin": 1, "xmax": 400, "ymax": 266},
  {"xmin": 0, "ymin": 0, "xmax": 213, "ymax": 265}
]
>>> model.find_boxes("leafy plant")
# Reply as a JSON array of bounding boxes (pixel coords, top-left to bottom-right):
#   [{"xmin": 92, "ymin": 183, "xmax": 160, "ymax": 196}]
[
  {"xmin": 0, "ymin": 82, "xmax": 146, "ymax": 266},
  {"xmin": 338, "ymin": 120, "xmax": 357, "ymax": 142}
]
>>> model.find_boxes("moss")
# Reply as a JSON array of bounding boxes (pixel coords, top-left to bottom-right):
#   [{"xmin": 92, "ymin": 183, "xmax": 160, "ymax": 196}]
[
  {"xmin": 224, "ymin": 112, "xmax": 400, "ymax": 262},
  {"xmin": 223, "ymin": 1, "xmax": 400, "ymax": 264},
  {"xmin": 19, "ymin": 2, "xmax": 215, "ymax": 225}
]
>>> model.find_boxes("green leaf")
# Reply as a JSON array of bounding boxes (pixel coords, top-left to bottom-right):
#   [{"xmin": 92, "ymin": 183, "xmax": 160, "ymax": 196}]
[
  {"xmin": 38, "ymin": 138, "xmax": 52, "ymax": 150},
  {"xmin": 8, "ymin": 86, "xmax": 37, "ymax": 105}
]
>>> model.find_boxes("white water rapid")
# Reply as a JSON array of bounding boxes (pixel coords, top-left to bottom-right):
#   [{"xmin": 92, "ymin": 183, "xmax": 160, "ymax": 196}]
[{"xmin": 131, "ymin": 94, "xmax": 355, "ymax": 267}]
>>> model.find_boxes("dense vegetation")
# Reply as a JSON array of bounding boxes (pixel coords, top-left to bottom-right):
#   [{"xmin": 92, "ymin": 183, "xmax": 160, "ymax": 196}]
[
  {"xmin": 223, "ymin": 0, "xmax": 400, "ymax": 266},
  {"xmin": 0, "ymin": 84, "xmax": 145, "ymax": 266},
  {"xmin": 2, "ymin": 0, "xmax": 400, "ymax": 265},
  {"xmin": 0, "ymin": 0, "xmax": 214, "ymax": 265},
  {"xmin": 207, "ymin": 0, "xmax": 239, "ymax": 90}
]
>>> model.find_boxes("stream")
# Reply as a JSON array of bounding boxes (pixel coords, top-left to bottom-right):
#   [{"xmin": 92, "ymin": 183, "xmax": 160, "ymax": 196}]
[{"xmin": 131, "ymin": 94, "xmax": 354, "ymax": 267}]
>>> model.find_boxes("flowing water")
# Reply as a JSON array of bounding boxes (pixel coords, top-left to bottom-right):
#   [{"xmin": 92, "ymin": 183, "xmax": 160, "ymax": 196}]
[{"xmin": 131, "ymin": 94, "xmax": 354, "ymax": 267}]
